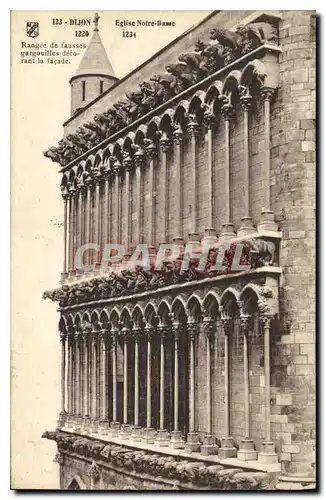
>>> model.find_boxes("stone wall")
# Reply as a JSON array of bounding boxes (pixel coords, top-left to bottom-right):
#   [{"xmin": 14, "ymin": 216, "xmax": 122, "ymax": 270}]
[{"xmin": 269, "ymin": 10, "xmax": 316, "ymax": 478}]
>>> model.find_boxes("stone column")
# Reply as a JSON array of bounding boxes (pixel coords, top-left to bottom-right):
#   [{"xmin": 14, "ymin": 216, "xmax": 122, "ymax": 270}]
[
  {"xmin": 90, "ymin": 330, "xmax": 99, "ymax": 433},
  {"xmin": 220, "ymin": 98, "xmax": 236, "ymax": 239},
  {"xmin": 143, "ymin": 325, "xmax": 155, "ymax": 444},
  {"xmin": 68, "ymin": 186, "xmax": 76, "ymax": 271},
  {"xmin": 134, "ymin": 148, "xmax": 145, "ymax": 246},
  {"xmin": 258, "ymin": 87, "xmax": 278, "ymax": 232},
  {"xmin": 74, "ymin": 332, "xmax": 83, "ymax": 431},
  {"xmin": 131, "ymin": 329, "xmax": 142, "ymax": 441},
  {"xmin": 218, "ymin": 316, "xmax": 237, "ymax": 458},
  {"xmin": 93, "ymin": 169, "xmax": 102, "ymax": 268},
  {"xmin": 112, "ymin": 159, "xmax": 122, "ymax": 245},
  {"xmin": 187, "ymin": 117, "xmax": 200, "ymax": 244},
  {"xmin": 57, "ymin": 331, "xmax": 67, "ymax": 428},
  {"xmin": 259, "ymin": 315, "xmax": 278, "ymax": 463},
  {"xmin": 172, "ymin": 126, "xmax": 184, "ymax": 245},
  {"xmin": 110, "ymin": 328, "xmax": 120, "ymax": 435},
  {"xmin": 237, "ymin": 315, "xmax": 258, "ymax": 460},
  {"xmin": 120, "ymin": 329, "xmax": 131, "ymax": 439},
  {"xmin": 99, "ymin": 328, "xmax": 109, "ymax": 434},
  {"xmin": 159, "ymin": 134, "xmax": 171, "ymax": 244},
  {"xmin": 202, "ymin": 110, "xmax": 218, "ymax": 246},
  {"xmin": 102, "ymin": 165, "xmax": 111, "ymax": 263},
  {"xmin": 146, "ymin": 141, "xmax": 157, "ymax": 250},
  {"xmin": 84, "ymin": 175, "xmax": 92, "ymax": 268},
  {"xmin": 170, "ymin": 322, "xmax": 185, "ymax": 449},
  {"xmin": 82, "ymin": 330, "xmax": 91, "ymax": 433},
  {"xmin": 238, "ymin": 90, "xmax": 255, "ymax": 236},
  {"xmin": 123, "ymin": 156, "xmax": 132, "ymax": 258},
  {"xmin": 185, "ymin": 321, "xmax": 200, "ymax": 452},
  {"xmin": 67, "ymin": 330, "xmax": 74, "ymax": 427},
  {"xmin": 155, "ymin": 326, "xmax": 170, "ymax": 446},
  {"xmin": 61, "ymin": 189, "xmax": 69, "ymax": 276},
  {"xmin": 201, "ymin": 318, "xmax": 219, "ymax": 455},
  {"xmin": 77, "ymin": 180, "xmax": 84, "ymax": 261}
]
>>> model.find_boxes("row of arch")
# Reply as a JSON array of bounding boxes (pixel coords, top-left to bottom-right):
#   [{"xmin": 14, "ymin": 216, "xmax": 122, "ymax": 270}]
[
  {"xmin": 59, "ymin": 283, "xmax": 273, "ymax": 333},
  {"xmin": 61, "ymin": 57, "xmax": 276, "ymax": 187}
]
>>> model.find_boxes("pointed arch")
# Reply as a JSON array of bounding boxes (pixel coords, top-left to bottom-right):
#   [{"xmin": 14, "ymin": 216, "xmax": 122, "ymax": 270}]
[
  {"xmin": 131, "ymin": 305, "xmax": 145, "ymax": 328},
  {"xmin": 157, "ymin": 300, "xmax": 171, "ymax": 325},
  {"xmin": 134, "ymin": 124, "xmax": 147, "ymax": 145},
  {"xmin": 120, "ymin": 307, "xmax": 132, "ymax": 330},
  {"xmin": 147, "ymin": 116, "xmax": 160, "ymax": 141},
  {"xmin": 220, "ymin": 287, "xmax": 240, "ymax": 317},
  {"xmin": 203, "ymin": 291, "xmax": 221, "ymax": 319},
  {"xmin": 144, "ymin": 303, "xmax": 158, "ymax": 325},
  {"xmin": 174, "ymin": 100, "xmax": 190, "ymax": 126}
]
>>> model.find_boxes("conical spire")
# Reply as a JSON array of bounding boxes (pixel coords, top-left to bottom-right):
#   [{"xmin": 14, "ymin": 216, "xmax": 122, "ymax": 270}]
[{"xmin": 72, "ymin": 13, "xmax": 115, "ymax": 79}]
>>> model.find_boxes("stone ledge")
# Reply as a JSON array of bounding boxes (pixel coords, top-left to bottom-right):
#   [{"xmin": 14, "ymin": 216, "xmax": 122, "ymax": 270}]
[
  {"xmin": 43, "ymin": 429, "xmax": 276, "ymax": 490},
  {"xmin": 56, "ymin": 266, "xmax": 282, "ymax": 311}
]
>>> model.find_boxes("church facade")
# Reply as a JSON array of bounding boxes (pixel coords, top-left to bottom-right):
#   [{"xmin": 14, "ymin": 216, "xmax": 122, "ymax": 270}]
[{"xmin": 42, "ymin": 10, "xmax": 316, "ymax": 490}]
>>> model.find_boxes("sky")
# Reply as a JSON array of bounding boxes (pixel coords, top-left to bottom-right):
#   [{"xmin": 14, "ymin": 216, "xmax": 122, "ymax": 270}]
[{"xmin": 11, "ymin": 10, "xmax": 210, "ymax": 489}]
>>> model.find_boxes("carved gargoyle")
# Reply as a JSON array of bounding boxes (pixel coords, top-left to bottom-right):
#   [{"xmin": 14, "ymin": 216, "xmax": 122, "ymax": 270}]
[
  {"xmin": 150, "ymin": 73, "xmax": 178, "ymax": 101},
  {"xmin": 237, "ymin": 22, "xmax": 278, "ymax": 46},
  {"xmin": 210, "ymin": 28, "xmax": 243, "ymax": 63},
  {"xmin": 113, "ymin": 100, "xmax": 132, "ymax": 125},
  {"xmin": 67, "ymin": 132, "xmax": 89, "ymax": 154},
  {"xmin": 245, "ymin": 238, "xmax": 276, "ymax": 266},
  {"xmin": 165, "ymin": 62, "xmax": 197, "ymax": 93},
  {"xmin": 178, "ymin": 52, "xmax": 209, "ymax": 79},
  {"xmin": 200, "ymin": 42, "xmax": 226, "ymax": 73},
  {"xmin": 138, "ymin": 80, "xmax": 160, "ymax": 110},
  {"xmin": 43, "ymin": 146, "xmax": 61, "ymax": 164},
  {"xmin": 125, "ymin": 90, "xmax": 144, "ymax": 121}
]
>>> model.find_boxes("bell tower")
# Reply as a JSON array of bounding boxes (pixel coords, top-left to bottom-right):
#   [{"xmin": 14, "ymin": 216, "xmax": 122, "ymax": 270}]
[{"xmin": 69, "ymin": 13, "xmax": 118, "ymax": 115}]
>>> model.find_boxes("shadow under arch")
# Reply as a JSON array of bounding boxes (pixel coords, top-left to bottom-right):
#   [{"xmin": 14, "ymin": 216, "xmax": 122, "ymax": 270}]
[{"xmin": 67, "ymin": 475, "xmax": 87, "ymax": 490}]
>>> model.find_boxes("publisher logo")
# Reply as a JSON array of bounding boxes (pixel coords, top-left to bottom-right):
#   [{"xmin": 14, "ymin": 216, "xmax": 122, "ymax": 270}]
[{"xmin": 26, "ymin": 22, "xmax": 39, "ymax": 38}]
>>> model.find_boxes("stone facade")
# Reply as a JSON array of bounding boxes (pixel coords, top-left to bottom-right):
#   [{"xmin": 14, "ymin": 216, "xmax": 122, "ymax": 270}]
[{"xmin": 43, "ymin": 10, "xmax": 316, "ymax": 491}]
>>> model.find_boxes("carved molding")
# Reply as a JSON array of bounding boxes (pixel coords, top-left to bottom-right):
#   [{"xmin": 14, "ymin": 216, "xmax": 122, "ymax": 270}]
[{"xmin": 43, "ymin": 430, "xmax": 270, "ymax": 489}]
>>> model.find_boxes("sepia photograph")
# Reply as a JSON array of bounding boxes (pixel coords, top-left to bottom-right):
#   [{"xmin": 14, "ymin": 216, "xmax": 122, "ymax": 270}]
[{"xmin": 11, "ymin": 9, "xmax": 316, "ymax": 491}]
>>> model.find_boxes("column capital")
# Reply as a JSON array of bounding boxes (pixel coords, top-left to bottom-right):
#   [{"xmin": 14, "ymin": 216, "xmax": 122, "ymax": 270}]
[
  {"xmin": 187, "ymin": 321, "xmax": 199, "ymax": 342},
  {"xmin": 159, "ymin": 135, "xmax": 171, "ymax": 153},
  {"xmin": 203, "ymin": 109, "xmax": 216, "ymax": 130},
  {"xmin": 134, "ymin": 148, "xmax": 146, "ymax": 168},
  {"xmin": 112, "ymin": 158, "xmax": 122, "ymax": 177},
  {"xmin": 157, "ymin": 324, "xmax": 169, "ymax": 340},
  {"xmin": 76, "ymin": 177, "xmax": 85, "ymax": 194},
  {"xmin": 131, "ymin": 327, "xmax": 142, "ymax": 342},
  {"xmin": 144, "ymin": 325, "xmax": 155, "ymax": 340},
  {"xmin": 67, "ymin": 329, "xmax": 75, "ymax": 343},
  {"xmin": 122, "ymin": 153, "xmax": 133, "ymax": 172},
  {"xmin": 99, "ymin": 328, "xmax": 110, "ymax": 343},
  {"xmin": 260, "ymin": 86, "xmax": 276, "ymax": 101},
  {"xmin": 92, "ymin": 167, "xmax": 102, "ymax": 186},
  {"xmin": 239, "ymin": 93, "xmax": 253, "ymax": 113},
  {"xmin": 221, "ymin": 316, "xmax": 233, "ymax": 336},
  {"xmin": 68, "ymin": 184, "xmax": 77, "ymax": 199},
  {"xmin": 59, "ymin": 331, "xmax": 67, "ymax": 342},
  {"xmin": 84, "ymin": 173, "xmax": 94, "ymax": 190},
  {"xmin": 172, "ymin": 125, "xmax": 184, "ymax": 145},
  {"xmin": 171, "ymin": 321, "xmax": 184, "ymax": 340},
  {"xmin": 259, "ymin": 314, "xmax": 273, "ymax": 328},
  {"xmin": 145, "ymin": 140, "xmax": 158, "ymax": 160},
  {"xmin": 240, "ymin": 315, "xmax": 253, "ymax": 336},
  {"xmin": 202, "ymin": 317, "xmax": 216, "ymax": 343},
  {"xmin": 220, "ymin": 94, "xmax": 235, "ymax": 121},
  {"xmin": 187, "ymin": 115, "xmax": 200, "ymax": 137},
  {"xmin": 61, "ymin": 186, "xmax": 69, "ymax": 201}
]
